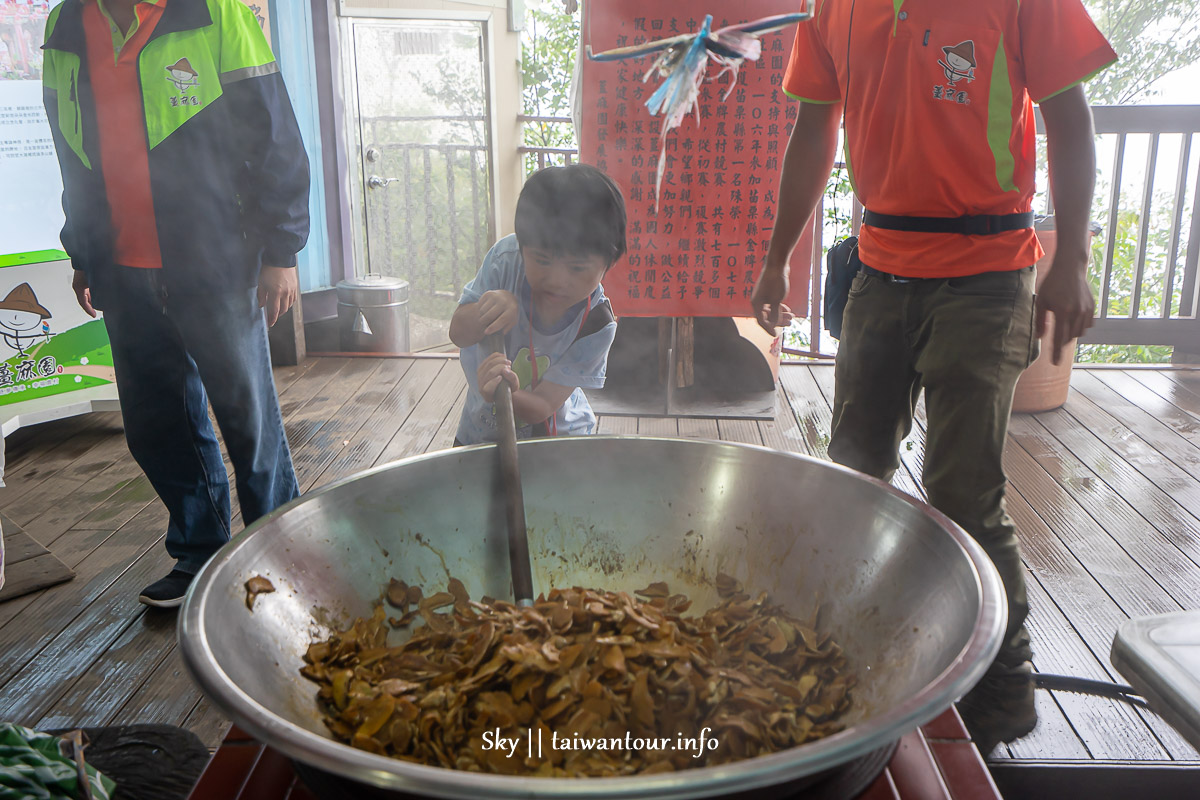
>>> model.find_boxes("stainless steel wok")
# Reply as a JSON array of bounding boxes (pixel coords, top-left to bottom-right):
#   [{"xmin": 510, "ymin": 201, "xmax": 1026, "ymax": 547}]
[{"xmin": 179, "ymin": 436, "xmax": 1004, "ymax": 799}]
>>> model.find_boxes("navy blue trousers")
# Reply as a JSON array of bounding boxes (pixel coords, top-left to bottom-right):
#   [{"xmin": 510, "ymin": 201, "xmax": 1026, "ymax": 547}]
[{"xmin": 95, "ymin": 267, "xmax": 298, "ymax": 575}]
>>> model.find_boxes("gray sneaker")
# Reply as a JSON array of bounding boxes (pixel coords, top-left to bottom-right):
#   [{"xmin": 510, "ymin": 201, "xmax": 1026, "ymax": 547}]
[
  {"xmin": 138, "ymin": 569, "xmax": 195, "ymax": 608},
  {"xmin": 957, "ymin": 660, "xmax": 1038, "ymax": 757}
]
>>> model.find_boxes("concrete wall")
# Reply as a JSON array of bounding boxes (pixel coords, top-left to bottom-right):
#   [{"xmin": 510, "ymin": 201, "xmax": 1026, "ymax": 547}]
[{"xmin": 339, "ymin": 0, "xmax": 523, "ymax": 237}]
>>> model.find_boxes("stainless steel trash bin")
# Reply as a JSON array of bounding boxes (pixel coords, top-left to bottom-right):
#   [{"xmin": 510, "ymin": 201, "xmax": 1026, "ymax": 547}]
[{"xmin": 336, "ymin": 275, "xmax": 410, "ymax": 354}]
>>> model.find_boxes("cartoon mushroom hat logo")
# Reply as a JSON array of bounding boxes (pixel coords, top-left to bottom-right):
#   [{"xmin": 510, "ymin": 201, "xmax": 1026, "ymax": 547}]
[
  {"xmin": 0, "ymin": 283, "xmax": 51, "ymax": 330},
  {"xmin": 940, "ymin": 40, "xmax": 977, "ymax": 82},
  {"xmin": 165, "ymin": 57, "xmax": 199, "ymax": 92}
]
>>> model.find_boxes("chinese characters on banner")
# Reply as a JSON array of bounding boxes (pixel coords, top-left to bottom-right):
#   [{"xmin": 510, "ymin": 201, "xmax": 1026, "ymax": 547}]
[{"xmin": 580, "ymin": 0, "xmax": 813, "ymax": 318}]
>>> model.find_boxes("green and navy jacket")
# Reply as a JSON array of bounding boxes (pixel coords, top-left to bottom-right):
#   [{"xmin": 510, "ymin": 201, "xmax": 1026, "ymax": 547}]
[{"xmin": 42, "ymin": 0, "xmax": 309, "ymax": 295}]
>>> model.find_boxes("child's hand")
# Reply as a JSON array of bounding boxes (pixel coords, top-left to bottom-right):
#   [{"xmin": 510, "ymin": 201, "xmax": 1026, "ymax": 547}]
[
  {"xmin": 477, "ymin": 352, "xmax": 520, "ymax": 403},
  {"xmin": 477, "ymin": 290, "xmax": 519, "ymax": 336}
]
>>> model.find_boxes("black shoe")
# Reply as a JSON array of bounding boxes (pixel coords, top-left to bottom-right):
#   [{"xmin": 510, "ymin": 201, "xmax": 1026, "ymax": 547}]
[
  {"xmin": 138, "ymin": 569, "xmax": 195, "ymax": 608},
  {"xmin": 957, "ymin": 660, "xmax": 1038, "ymax": 757}
]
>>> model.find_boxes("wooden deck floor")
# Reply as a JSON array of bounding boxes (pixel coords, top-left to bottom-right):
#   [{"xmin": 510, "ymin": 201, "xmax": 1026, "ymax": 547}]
[{"xmin": 0, "ymin": 358, "xmax": 1198, "ymax": 772}]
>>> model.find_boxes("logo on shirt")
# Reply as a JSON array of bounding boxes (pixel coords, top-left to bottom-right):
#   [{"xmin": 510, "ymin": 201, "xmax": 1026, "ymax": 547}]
[
  {"xmin": 512, "ymin": 347, "xmax": 550, "ymax": 391},
  {"xmin": 938, "ymin": 41, "xmax": 976, "ymax": 84},
  {"xmin": 932, "ymin": 40, "xmax": 975, "ymax": 105},
  {"xmin": 165, "ymin": 58, "xmax": 200, "ymax": 106}
]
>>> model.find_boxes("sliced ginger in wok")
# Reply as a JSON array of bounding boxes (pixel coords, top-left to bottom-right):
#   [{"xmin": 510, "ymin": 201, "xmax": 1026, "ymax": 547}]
[{"xmin": 301, "ymin": 578, "xmax": 854, "ymax": 776}]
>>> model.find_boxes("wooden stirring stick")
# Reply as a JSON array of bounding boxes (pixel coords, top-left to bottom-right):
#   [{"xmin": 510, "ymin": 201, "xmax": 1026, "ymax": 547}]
[{"xmin": 484, "ymin": 333, "xmax": 535, "ymax": 607}]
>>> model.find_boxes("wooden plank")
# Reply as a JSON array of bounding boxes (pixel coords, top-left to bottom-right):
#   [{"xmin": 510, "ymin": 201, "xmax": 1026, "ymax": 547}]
[
  {"xmin": 276, "ymin": 356, "xmax": 352, "ymax": 420},
  {"xmin": 427, "ymin": 384, "xmax": 466, "ymax": 453},
  {"xmin": 108, "ymin": 646, "xmax": 204, "ymax": 731},
  {"xmin": 182, "ymin": 696, "xmax": 232, "ymax": 750},
  {"xmin": 1, "ymin": 411, "xmax": 117, "ymax": 477},
  {"xmin": 1009, "ymin": 414, "xmax": 1200, "ymax": 607},
  {"xmin": 287, "ymin": 359, "xmax": 405, "ymax": 491},
  {"xmin": 34, "ymin": 605, "xmax": 177, "ymax": 731},
  {"xmin": 67, "ymin": 473, "xmax": 158, "ymax": 533},
  {"xmin": 595, "ymin": 415, "xmax": 636, "ymax": 434},
  {"xmin": 375, "ymin": 361, "xmax": 466, "ymax": 464},
  {"xmin": 677, "ymin": 418, "xmax": 719, "ymax": 440},
  {"xmin": 999, "ymin": 681, "xmax": 1089, "ymax": 760},
  {"xmin": 1168, "ymin": 368, "xmax": 1200, "ymax": 397},
  {"xmin": 0, "ymin": 504, "xmax": 167, "ymax": 682},
  {"xmin": 1008, "ymin": 571, "xmax": 1143, "ymax": 760},
  {"xmin": 757, "ymin": 387, "xmax": 811, "ymax": 455},
  {"xmin": 1003, "ymin": 488, "xmax": 1173, "ymax": 760},
  {"xmin": 1030, "ymin": 405, "xmax": 1200, "ymax": 571},
  {"xmin": 637, "ymin": 417, "xmax": 678, "ymax": 436},
  {"xmin": 1, "ymin": 419, "xmax": 133, "ymax": 524},
  {"xmin": 1126, "ymin": 369, "xmax": 1200, "ymax": 421},
  {"xmin": 1004, "ymin": 442, "xmax": 1182, "ymax": 621},
  {"xmin": 20, "ymin": 454, "xmax": 149, "ymax": 547},
  {"xmin": 0, "ymin": 539, "xmax": 175, "ymax": 725},
  {"xmin": 1084, "ymin": 369, "xmax": 1200, "ymax": 451},
  {"xmin": 308, "ymin": 359, "xmax": 443, "ymax": 488},
  {"xmin": 270, "ymin": 355, "xmax": 321, "ymax": 397},
  {"xmin": 0, "ymin": 528, "xmax": 122, "ymax": 630},
  {"xmin": 716, "ymin": 418, "xmax": 761, "ymax": 445},
  {"xmin": 1005, "ymin": 472, "xmax": 1196, "ymax": 760},
  {"xmin": 1050, "ymin": 387, "xmax": 1200, "ymax": 534},
  {"xmin": 280, "ymin": 358, "xmax": 384, "ymax": 462},
  {"xmin": 777, "ymin": 365, "xmax": 834, "ymax": 459}
]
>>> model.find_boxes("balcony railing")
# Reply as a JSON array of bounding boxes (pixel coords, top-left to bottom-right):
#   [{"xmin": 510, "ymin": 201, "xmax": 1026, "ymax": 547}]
[
  {"xmin": 1040, "ymin": 105, "xmax": 1200, "ymax": 351},
  {"xmin": 515, "ymin": 107, "xmax": 1200, "ymax": 359},
  {"xmin": 519, "ymin": 115, "xmax": 577, "ymax": 173}
]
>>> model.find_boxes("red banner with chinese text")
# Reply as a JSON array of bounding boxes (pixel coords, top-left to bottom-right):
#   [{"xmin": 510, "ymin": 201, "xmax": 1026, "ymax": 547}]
[{"xmin": 580, "ymin": 0, "xmax": 814, "ymax": 318}]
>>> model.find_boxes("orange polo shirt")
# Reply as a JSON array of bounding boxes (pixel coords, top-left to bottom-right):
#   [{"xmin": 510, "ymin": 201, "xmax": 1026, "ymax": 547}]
[
  {"xmin": 784, "ymin": 0, "xmax": 1116, "ymax": 277},
  {"xmin": 83, "ymin": 0, "xmax": 167, "ymax": 269}
]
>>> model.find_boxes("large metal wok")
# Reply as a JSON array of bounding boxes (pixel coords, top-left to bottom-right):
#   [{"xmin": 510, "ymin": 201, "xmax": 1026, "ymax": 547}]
[{"xmin": 179, "ymin": 437, "xmax": 1004, "ymax": 799}]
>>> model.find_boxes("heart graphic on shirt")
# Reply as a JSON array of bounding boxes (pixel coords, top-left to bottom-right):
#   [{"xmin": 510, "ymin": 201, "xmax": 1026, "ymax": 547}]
[{"xmin": 512, "ymin": 347, "xmax": 550, "ymax": 391}]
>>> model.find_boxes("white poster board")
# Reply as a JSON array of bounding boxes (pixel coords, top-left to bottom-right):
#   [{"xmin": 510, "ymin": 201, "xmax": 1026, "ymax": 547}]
[{"xmin": 0, "ymin": 0, "xmax": 64, "ymax": 268}]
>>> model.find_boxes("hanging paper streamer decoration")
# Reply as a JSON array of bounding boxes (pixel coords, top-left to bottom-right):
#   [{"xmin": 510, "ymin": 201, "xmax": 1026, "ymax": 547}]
[{"xmin": 587, "ymin": 7, "xmax": 813, "ymax": 211}]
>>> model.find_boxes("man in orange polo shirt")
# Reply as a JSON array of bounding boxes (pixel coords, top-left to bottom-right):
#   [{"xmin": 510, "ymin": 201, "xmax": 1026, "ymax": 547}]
[{"xmin": 752, "ymin": 0, "xmax": 1116, "ymax": 754}]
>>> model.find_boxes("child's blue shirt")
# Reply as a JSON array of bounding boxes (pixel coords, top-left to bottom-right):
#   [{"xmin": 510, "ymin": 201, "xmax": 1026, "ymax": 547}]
[{"xmin": 456, "ymin": 235, "xmax": 617, "ymax": 444}]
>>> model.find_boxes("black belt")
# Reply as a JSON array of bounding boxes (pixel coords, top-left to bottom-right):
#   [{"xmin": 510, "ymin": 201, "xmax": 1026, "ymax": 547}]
[
  {"xmin": 863, "ymin": 210, "xmax": 1034, "ymax": 236},
  {"xmin": 859, "ymin": 264, "xmax": 940, "ymax": 283}
]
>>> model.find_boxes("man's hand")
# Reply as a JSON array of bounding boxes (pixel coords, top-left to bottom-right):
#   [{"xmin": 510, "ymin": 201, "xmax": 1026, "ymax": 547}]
[
  {"xmin": 477, "ymin": 290, "xmax": 519, "ymax": 336},
  {"xmin": 72, "ymin": 270, "xmax": 96, "ymax": 318},
  {"xmin": 477, "ymin": 351, "xmax": 520, "ymax": 403},
  {"xmin": 750, "ymin": 267, "xmax": 792, "ymax": 334},
  {"xmin": 257, "ymin": 266, "xmax": 299, "ymax": 327},
  {"xmin": 1036, "ymin": 250, "xmax": 1095, "ymax": 365}
]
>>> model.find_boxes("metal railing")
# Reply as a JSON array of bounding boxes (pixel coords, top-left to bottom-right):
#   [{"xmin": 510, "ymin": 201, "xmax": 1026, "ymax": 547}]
[
  {"xmin": 1038, "ymin": 105, "xmax": 1200, "ymax": 350},
  {"xmin": 519, "ymin": 115, "xmax": 576, "ymax": 173},
  {"xmin": 361, "ymin": 114, "xmax": 494, "ymax": 317},
  {"xmin": 512, "ymin": 106, "xmax": 1199, "ymax": 357}
]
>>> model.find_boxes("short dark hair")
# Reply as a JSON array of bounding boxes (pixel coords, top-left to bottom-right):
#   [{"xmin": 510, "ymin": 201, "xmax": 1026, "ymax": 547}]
[{"xmin": 514, "ymin": 165, "xmax": 628, "ymax": 268}]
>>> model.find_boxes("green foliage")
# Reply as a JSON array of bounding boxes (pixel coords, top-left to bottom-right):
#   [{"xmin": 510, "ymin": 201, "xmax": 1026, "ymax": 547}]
[
  {"xmin": 521, "ymin": 2, "xmax": 581, "ymax": 174},
  {"xmin": 1083, "ymin": 1, "xmax": 1200, "ymax": 103},
  {"xmin": 1075, "ymin": 186, "xmax": 1185, "ymax": 364}
]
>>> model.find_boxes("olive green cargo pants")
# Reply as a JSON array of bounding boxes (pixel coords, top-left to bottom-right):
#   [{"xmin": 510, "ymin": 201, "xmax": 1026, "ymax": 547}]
[{"xmin": 830, "ymin": 265, "xmax": 1038, "ymax": 663}]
